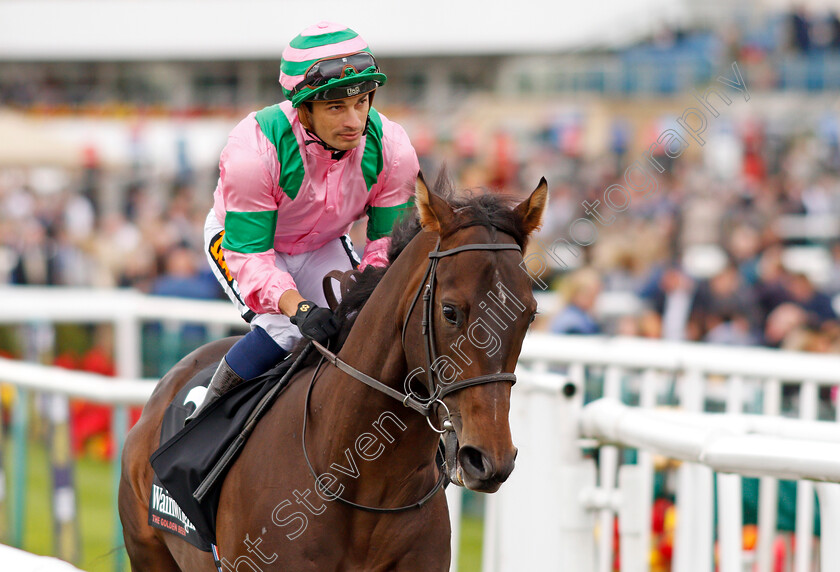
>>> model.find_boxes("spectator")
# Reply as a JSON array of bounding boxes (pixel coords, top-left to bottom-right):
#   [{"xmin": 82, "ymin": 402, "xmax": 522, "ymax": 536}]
[
  {"xmin": 785, "ymin": 272, "xmax": 837, "ymax": 324},
  {"xmin": 549, "ymin": 268, "xmax": 602, "ymax": 335},
  {"xmin": 151, "ymin": 245, "xmax": 221, "ymax": 300},
  {"xmin": 693, "ymin": 262, "xmax": 761, "ymax": 339},
  {"xmin": 764, "ymin": 303, "xmax": 808, "ymax": 347},
  {"xmin": 641, "ymin": 266, "xmax": 696, "ymax": 341},
  {"xmin": 787, "ymin": 6, "xmax": 812, "ymax": 53}
]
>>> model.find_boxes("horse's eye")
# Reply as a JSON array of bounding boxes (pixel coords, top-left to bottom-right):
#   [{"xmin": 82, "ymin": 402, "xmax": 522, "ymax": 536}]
[
  {"xmin": 442, "ymin": 304, "xmax": 458, "ymax": 324},
  {"xmin": 529, "ymin": 312, "xmax": 538, "ymax": 324}
]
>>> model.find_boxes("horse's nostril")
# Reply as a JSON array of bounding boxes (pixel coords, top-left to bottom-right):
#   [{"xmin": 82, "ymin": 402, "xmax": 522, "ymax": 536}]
[{"xmin": 458, "ymin": 446, "xmax": 491, "ymax": 480}]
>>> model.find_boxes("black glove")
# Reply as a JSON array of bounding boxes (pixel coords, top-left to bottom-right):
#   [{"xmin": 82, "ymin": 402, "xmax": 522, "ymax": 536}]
[{"xmin": 289, "ymin": 301, "xmax": 339, "ymax": 344}]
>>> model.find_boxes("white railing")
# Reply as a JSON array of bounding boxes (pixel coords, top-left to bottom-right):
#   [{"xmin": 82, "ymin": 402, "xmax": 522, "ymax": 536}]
[
  {"xmin": 0, "ymin": 357, "xmax": 151, "ymax": 405},
  {"xmin": 0, "ymin": 287, "xmax": 247, "ymax": 570},
  {"xmin": 581, "ymin": 399, "xmax": 840, "ymax": 571},
  {"xmin": 2, "ymin": 287, "xmax": 840, "ymax": 571},
  {"xmin": 489, "ymin": 334, "xmax": 840, "ymax": 572}
]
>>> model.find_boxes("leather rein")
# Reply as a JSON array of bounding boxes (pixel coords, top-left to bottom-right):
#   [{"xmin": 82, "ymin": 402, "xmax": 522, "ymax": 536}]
[{"xmin": 301, "ymin": 237, "xmax": 522, "ymax": 513}]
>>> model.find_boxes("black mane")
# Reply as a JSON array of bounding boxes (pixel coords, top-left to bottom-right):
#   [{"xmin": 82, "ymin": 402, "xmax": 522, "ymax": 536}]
[{"xmin": 288, "ymin": 171, "xmax": 527, "ymax": 360}]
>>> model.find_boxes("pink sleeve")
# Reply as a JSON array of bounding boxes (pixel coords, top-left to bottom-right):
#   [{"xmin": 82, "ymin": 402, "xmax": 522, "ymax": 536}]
[
  {"xmin": 224, "ymin": 250, "xmax": 297, "ymax": 314},
  {"xmin": 217, "ymin": 115, "xmax": 296, "ymax": 314},
  {"xmin": 359, "ymin": 237, "xmax": 391, "ymax": 271}
]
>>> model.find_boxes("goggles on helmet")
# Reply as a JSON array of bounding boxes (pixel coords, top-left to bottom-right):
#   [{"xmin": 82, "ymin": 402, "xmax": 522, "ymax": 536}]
[
  {"xmin": 297, "ymin": 52, "xmax": 378, "ymax": 90},
  {"xmin": 290, "ymin": 52, "xmax": 385, "ymax": 106}
]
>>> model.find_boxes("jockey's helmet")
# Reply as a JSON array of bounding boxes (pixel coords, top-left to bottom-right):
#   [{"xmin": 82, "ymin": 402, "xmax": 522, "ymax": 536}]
[{"xmin": 280, "ymin": 22, "xmax": 387, "ymax": 108}]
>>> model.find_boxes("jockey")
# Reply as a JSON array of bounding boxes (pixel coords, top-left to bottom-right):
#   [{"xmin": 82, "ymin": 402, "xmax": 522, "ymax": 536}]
[{"xmin": 187, "ymin": 22, "xmax": 419, "ymax": 422}]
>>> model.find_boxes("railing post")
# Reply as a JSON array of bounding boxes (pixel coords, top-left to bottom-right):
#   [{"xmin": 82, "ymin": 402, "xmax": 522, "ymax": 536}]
[
  {"xmin": 161, "ymin": 319, "xmax": 181, "ymax": 374},
  {"xmin": 446, "ymin": 484, "xmax": 462, "ymax": 572},
  {"xmin": 597, "ymin": 365, "xmax": 623, "ymax": 572},
  {"xmin": 485, "ymin": 363, "xmax": 567, "ymax": 571},
  {"xmin": 113, "ymin": 312, "xmax": 141, "ymax": 572},
  {"xmin": 618, "ymin": 464, "xmax": 646, "ymax": 572},
  {"xmin": 717, "ymin": 376, "xmax": 744, "ymax": 572},
  {"xmin": 794, "ymin": 380, "xmax": 818, "ymax": 572},
  {"xmin": 815, "ymin": 482, "xmax": 840, "ymax": 571},
  {"xmin": 756, "ymin": 378, "xmax": 781, "ymax": 572},
  {"xmin": 559, "ymin": 461, "xmax": 598, "ymax": 571},
  {"xmin": 630, "ymin": 368, "xmax": 660, "ymax": 572},
  {"xmin": 27, "ymin": 320, "xmax": 80, "ymax": 563},
  {"xmin": 48, "ymin": 392, "xmax": 79, "ymax": 563},
  {"xmin": 10, "ymin": 387, "xmax": 28, "ymax": 549},
  {"xmin": 673, "ymin": 369, "xmax": 713, "ymax": 572},
  {"xmin": 481, "ymin": 479, "xmax": 499, "ymax": 572}
]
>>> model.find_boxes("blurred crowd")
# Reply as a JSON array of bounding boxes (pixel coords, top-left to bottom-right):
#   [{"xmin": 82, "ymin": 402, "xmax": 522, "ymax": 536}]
[
  {"xmin": 0, "ymin": 168, "xmax": 221, "ymax": 300},
  {"xmin": 509, "ymin": 111, "xmax": 840, "ymax": 358},
  {"xmin": 3, "ymin": 97, "xmax": 840, "ymax": 364},
  {"xmin": 778, "ymin": 6, "xmax": 840, "ymax": 54}
]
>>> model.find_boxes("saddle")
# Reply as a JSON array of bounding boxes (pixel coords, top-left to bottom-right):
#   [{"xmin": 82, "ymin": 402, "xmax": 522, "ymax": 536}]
[
  {"xmin": 148, "ymin": 355, "xmax": 301, "ymax": 549},
  {"xmin": 147, "ymin": 270, "xmax": 356, "ymax": 549}
]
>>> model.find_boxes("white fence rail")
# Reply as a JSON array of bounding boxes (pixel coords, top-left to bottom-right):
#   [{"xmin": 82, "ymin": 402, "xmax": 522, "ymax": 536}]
[
  {"xmin": 2, "ymin": 287, "xmax": 840, "ymax": 571},
  {"xmin": 489, "ymin": 334, "xmax": 840, "ymax": 572},
  {"xmin": 0, "ymin": 357, "xmax": 151, "ymax": 405},
  {"xmin": 581, "ymin": 399, "xmax": 840, "ymax": 571}
]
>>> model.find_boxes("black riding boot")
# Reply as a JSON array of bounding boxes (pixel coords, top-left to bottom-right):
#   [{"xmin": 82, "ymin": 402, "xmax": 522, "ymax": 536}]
[{"xmin": 184, "ymin": 358, "xmax": 245, "ymax": 425}]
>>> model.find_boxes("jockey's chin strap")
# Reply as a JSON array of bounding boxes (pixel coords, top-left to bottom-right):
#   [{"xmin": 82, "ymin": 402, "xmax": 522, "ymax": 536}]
[
  {"xmin": 302, "ymin": 111, "xmax": 372, "ymax": 158},
  {"xmin": 304, "ymin": 237, "xmax": 521, "ymax": 513}
]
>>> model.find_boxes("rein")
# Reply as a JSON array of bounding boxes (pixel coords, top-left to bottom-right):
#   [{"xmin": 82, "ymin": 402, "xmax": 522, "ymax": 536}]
[
  {"xmin": 302, "ymin": 237, "xmax": 521, "ymax": 513},
  {"xmin": 301, "ymin": 351, "xmax": 447, "ymax": 513}
]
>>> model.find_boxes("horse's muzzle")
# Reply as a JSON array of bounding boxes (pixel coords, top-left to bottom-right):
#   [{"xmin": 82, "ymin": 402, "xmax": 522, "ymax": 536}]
[{"xmin": 456, "ymin": 444, "xmax": 517, "ymax": 492}]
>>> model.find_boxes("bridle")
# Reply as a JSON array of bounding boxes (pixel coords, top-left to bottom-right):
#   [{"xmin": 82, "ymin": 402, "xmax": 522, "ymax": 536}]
[{"xmin": 304, "ymin": 235, "xmax": 522, "ymax": 512}]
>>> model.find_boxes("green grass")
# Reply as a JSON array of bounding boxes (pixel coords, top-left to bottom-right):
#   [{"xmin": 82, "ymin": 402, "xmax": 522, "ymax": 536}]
[
  {"xmin": 458, "ymin": 515, "xmax": 484, "ymax": 571},
  {"xmin": 4, "ymin": 437, "xmax": 128, "ymax": 572},
  {"xmin": 5, "ymin": 437, "xmax": 485, "ymax": 571}
]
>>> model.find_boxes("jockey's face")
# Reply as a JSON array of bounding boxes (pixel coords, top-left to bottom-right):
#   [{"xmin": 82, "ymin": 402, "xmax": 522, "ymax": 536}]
[{"xmin": 308, "ymin": 93, "xmax": 371, "ymax": 151}]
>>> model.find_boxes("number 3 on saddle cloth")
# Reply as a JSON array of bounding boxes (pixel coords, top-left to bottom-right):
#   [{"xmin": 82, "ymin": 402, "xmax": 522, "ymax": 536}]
[{"xmin": 148, "ymin": 354, "xmax": 302, "ymax": 550}]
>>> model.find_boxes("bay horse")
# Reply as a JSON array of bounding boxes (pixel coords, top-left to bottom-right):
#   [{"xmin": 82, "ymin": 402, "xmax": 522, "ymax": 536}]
[{"xmin": 119, "ymin": 173, "xmax": 547, "ymax": 571}]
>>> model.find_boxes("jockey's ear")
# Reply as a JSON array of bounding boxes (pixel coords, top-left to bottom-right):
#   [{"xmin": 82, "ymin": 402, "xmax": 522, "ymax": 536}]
[
  {"xmin": 297, "ymin": 104, "xmax": 313, "ymax": 131},
  {"xmin": 415, "ymin": 172, "xmax": 455, "ymax": 234},
  {"xmin": 513, "ymin": 177, "xmax": 548, "ymax": 236}
]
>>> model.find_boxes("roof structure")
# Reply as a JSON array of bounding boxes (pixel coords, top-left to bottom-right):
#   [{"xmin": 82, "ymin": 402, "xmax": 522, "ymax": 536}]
[{"xmin": 0, "ymin": 0, "xmax": 693, "ymax": 60}]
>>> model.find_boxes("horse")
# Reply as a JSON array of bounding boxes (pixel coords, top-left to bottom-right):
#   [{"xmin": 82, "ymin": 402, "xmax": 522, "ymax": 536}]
[{"xmin": 118, "ymin": 172, "xmax": 548, "ymax": 571}]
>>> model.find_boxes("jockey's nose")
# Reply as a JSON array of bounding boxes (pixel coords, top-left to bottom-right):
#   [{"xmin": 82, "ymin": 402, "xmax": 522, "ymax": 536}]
[{"xmin": 344, "ymin": 109, "xmax": 363, "ymax": 131}]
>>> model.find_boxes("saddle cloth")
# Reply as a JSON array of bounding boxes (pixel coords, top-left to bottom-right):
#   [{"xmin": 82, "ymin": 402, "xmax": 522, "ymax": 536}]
[{"xmin": 148, "ymin": 356, "xmax": 297, "ymax": 549}]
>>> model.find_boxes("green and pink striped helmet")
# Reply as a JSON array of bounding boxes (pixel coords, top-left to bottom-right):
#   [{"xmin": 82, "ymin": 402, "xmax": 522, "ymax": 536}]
[{"xmin": 280, "ymin": 22, "xmax": 387, "ymax": 108}]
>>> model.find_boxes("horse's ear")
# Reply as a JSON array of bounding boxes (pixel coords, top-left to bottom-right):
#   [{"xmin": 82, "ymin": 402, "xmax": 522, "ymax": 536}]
[
  {"xmin": 415, "ymin": 172, "xmax": 455, "ymax": 233},
  {"xmin": 514, "ymin": 177, "xmax": 549, "ymax": 236}
]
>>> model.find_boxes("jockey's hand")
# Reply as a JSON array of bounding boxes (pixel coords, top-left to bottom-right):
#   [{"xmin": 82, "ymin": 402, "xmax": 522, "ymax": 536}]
[{"xmin": 290, "ymin": 301, "xmax": 340, "ymax": 344}]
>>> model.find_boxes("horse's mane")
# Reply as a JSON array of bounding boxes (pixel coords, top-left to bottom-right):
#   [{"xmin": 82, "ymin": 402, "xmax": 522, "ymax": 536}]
[{"xmin": 287, "ymin": 170, "xmax": 528, "ymax": 363}]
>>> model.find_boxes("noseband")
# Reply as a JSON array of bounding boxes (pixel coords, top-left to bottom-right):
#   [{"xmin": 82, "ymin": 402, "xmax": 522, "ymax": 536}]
[{"xmin": 307, "ymin": 237, "xmax": 522, "ymax": 512}]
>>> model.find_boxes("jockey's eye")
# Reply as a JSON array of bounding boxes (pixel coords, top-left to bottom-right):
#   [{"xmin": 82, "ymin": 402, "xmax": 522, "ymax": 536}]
[{"xmin": 442, "ymin": 304, "xmax": 459, "ymax": 325}]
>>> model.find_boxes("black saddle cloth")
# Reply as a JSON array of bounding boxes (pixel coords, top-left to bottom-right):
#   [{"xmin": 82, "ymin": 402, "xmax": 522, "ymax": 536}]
[{"xmin": 149, "ymin": 355, "xmax": 299, "ymax": 548}]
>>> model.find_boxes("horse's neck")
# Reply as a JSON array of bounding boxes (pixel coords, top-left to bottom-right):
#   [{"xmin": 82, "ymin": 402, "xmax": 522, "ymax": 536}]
[
  {"xmin": 336, "ymin": 231, "xmax": 434, "ymax": 395},
  {"xmin": 312, "ymin": 234, "xmax": 439, "ymax": 477}
]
